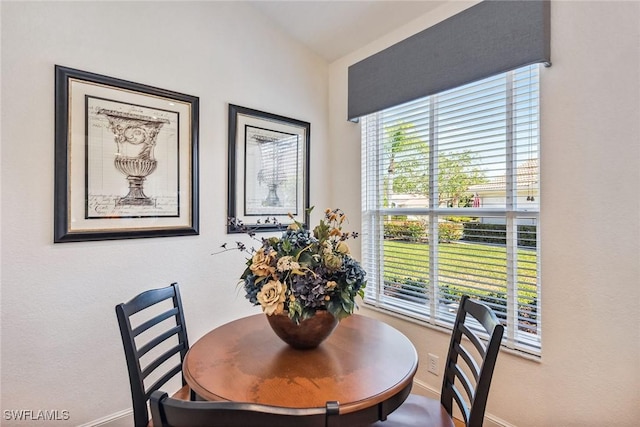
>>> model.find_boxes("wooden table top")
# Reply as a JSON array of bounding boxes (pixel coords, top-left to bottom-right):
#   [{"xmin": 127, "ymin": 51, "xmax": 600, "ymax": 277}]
[{"xmin": 183, "ymin": 314, "xmax": 418, "ymax": 422}]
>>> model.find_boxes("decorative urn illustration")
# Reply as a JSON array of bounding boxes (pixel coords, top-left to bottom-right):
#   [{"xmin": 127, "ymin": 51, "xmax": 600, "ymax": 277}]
[
  {"xmin": 97, "ymin": 109, "xmax": 169, "ymax": 206},
  {"xmin": 255, "ymin": 135, "xmax": 283, "ymax": 207}
]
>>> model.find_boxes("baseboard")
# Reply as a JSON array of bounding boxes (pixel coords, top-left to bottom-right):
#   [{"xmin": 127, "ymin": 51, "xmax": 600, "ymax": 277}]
[
  {"xmin": 484, "ymin": 414, "xmax": 517, "ymax": 427},
  {"xmin": 412, "ymin": 379, "xmax": 516, "ymax": 427},
  {"xmin": 412, "ymin": 377, "xmax": 441, "ymax": 398},
  {"xmin": 76, "ymin": 409, "xmax": 133, "ymax": 427}
]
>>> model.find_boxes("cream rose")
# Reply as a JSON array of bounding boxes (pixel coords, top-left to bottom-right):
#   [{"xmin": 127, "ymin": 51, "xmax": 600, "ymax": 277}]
[
  {"xmin": 250, "ymin": 248, "xmax": 276, "ymax": 277},
  {"xmin": 257, "ymin": 280, "xmax": 286, "ymax": 315},
  {"xmin": 336, "ymin": 241, "xmax": 350, "ymax": 254}
]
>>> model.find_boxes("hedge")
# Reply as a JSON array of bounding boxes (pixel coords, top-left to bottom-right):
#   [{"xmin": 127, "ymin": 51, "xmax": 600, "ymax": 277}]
[
  {"xmin": 462, "ymin": 223, "xmax": 537, "ymax": 248},
  {"xmin": 384, "ymin": 221, "xmax": 425, "ymax": 241},
  {"xmin": 382, "ymin": 220, "xmax": 537, "ymax": 248},
  {"xmin": 383, "ymin": 221, "xmax": 463, "ymax": 243}
]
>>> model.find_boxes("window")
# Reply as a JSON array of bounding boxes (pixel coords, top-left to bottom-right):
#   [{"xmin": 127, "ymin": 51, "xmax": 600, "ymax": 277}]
[{"xmin": 361, "ymin": 64, "xmax": 541, "ymax": 355}]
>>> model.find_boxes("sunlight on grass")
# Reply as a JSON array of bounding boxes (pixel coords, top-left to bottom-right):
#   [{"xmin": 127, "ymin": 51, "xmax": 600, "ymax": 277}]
[{"xmin": 383, "ymin": 240, "xmax": 538, "ymax": 303}]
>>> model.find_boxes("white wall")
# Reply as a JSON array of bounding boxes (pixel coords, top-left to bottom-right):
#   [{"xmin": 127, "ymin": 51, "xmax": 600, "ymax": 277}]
[
  {"xmin": 328, "ymin": 1, "xmax": 640, "ymax": 426},
  {"xmin": 0, "ymin": 1, "xmax": 330, "ymax": 425}
]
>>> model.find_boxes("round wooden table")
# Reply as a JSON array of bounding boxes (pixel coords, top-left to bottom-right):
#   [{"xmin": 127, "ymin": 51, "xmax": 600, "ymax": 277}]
[{"xmin": 183, "ymin": 314, "xmax": 418, "ymax": 425}]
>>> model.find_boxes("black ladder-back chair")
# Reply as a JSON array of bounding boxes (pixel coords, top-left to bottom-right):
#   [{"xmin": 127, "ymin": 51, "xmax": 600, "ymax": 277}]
[
  {"xmin": 150, "ymin": 390, "xmax": 341, "ymax": 427},
  {"xmin": 116, "ymin": 283, "xmax": 193, "ymax": 427},
  {"xmin": 371, "ymin": 295, "xmax": 504, "ymax": 427}
]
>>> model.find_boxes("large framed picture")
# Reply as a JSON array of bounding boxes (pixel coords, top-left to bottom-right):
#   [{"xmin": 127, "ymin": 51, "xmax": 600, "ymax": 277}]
[
  {"xmin": 54, "ymin": 65, "xmax": 199, "ymax": 242},
  {"xmin": 227, "ymin": 104, "xmax": 310, "ymax": 233}
]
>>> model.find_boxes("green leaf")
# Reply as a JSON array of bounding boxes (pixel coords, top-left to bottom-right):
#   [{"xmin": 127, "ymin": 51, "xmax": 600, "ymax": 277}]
[
  {"xmin": 255, "ymin": 276, "xmax": 269, "ymax": 286},
  {"xmin": 240, "ymin": 266, "xmax": 252, "ymax": 279}
]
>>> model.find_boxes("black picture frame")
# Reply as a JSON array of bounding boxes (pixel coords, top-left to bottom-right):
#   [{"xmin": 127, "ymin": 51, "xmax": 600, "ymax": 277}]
[
  {"xmin": 54, "ymin": 65, "xmax": 199, "ymax": 242},
  {"xmin": 227, "ymin": 104, "xmax": 310, "ymax": 233}
]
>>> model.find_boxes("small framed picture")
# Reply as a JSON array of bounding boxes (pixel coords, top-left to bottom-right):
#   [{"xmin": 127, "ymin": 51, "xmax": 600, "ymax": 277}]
[
  {"xmin": 227, "ymin": 104, "xmax": 310, "ymax": 233},
  {"xmin": 54, "ymin": 65, "xmax": 199, "ymax": 242}
]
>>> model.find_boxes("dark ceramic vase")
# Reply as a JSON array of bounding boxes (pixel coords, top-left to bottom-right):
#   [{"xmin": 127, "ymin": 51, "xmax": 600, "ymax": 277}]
[{"xmin": 266, "ymin": 311, "xmax": 339, "ymax": 349}]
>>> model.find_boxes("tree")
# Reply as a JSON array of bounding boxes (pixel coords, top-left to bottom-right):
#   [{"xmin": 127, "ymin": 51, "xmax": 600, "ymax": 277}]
[
  {"xmin": 438, "ymin": 151, "xmax": 486, "ymax": 207},
  {"xmin": 383, "ymin": 122, "xmax": 486, "ymax": 207},
  {"xmin": 385, "ymin": 123, "xmax": 429, "ymax": 204}
]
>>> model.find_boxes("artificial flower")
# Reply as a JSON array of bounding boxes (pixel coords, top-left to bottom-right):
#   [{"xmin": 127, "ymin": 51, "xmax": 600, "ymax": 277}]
[
  {"xmin": 257, "ymin": 280, "xmax": 286, "ymax": 315},
  {"xmin": 229, "ymin": 208, "xmax": 367, "ymax": 324}
]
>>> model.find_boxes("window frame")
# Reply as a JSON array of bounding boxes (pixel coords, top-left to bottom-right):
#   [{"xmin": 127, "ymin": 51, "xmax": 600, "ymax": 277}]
[{"xmin": 360, "ymin": 65, "xmax": 542, "ymax": 357}]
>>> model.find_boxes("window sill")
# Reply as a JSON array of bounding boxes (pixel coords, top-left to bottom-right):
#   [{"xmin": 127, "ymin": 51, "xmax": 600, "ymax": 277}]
[{"xmin": 361, "ymin": 302, "xmax": 542, "ymax": 363}]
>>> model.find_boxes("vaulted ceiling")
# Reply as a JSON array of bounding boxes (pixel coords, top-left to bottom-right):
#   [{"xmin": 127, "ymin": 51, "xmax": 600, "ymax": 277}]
[{"xmin": 246, "ymin": 1, "xmax": 447, "ymax": 62}]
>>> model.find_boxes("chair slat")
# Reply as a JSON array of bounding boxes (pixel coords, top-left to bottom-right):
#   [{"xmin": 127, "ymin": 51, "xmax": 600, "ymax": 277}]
[
  {"xmin": 121, "ymin": 286, "xmax": 177, "ymax": 316},
  {"xmin": 450, "ymin": 384, "xmax": 470, "ymax": 425},
  {"xmin": 145, "ymin": 364, "xmax": 183, "ymax": 399},
  {"xmin": 452, "ymin": 363, "xmax": 474, "ymax": 403},
  {"xmin": 141, "ymin": 343, "xmax": 186, "ymax": 380},
  {"xmin": 459, "ymin": 323, "xmax": 487, "ymax": 357},
  {"xmin": 465, "ymin": 301, "xmax": 502, "ymax": 333},
  {"xmin": 132, "ymin": 307, "xmax": 180, "ymax": 337},
  {"xmin": 455, "ymin": 341, "xmax": 481, "ymax": 381},
  {"xmin": 137, "ymin": 325, "xmax": 183, "ymax": 358}
]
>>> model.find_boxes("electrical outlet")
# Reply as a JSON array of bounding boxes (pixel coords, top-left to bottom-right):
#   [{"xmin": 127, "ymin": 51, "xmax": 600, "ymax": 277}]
[{"xmin": 427, "ymin": 353, "xmax": 439, "ymax": 375}]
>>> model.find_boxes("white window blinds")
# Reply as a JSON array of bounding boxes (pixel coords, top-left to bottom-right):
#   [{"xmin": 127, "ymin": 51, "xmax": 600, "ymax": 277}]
[{"xmin": 361, "ymin": 65, "xmax": 541, "ymax": 355}]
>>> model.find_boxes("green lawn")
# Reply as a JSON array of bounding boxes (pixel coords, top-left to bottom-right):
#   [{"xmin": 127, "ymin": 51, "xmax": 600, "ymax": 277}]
[{"xmin": 383, "ymin": 239, "xmax": 538, "ymax": 303}]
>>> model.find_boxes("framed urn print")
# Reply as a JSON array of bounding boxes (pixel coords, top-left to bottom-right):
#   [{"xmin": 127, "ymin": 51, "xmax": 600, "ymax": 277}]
[
  {"xmin": 227, "ymin": 104, "xmax": 310, "ymax": 233},
  {"xmin": 54, "ymin": 65, "xmax": 199, "ymax": 242}
]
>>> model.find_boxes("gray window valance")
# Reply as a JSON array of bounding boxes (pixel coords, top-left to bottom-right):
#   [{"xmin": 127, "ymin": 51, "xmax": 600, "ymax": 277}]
[{"xmin": 347, "ymin": 0, "xmax": 551, "ymax": 121}]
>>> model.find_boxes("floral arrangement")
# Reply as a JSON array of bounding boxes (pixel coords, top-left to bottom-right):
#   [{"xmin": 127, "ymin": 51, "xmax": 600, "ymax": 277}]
[{"xmin": 224, "ymin": 208, "xmax": 366, "ymax": 324}]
